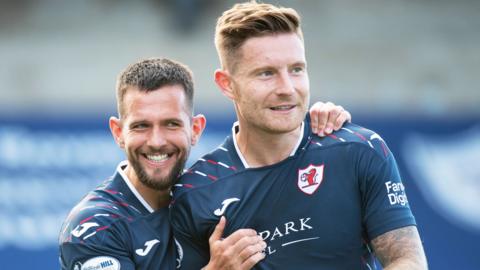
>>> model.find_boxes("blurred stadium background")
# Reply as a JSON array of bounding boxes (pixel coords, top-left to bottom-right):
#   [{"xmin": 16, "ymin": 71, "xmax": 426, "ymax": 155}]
[{"xmin": 0, "ymin": 0, "xmax": 478, "ymax": 269}]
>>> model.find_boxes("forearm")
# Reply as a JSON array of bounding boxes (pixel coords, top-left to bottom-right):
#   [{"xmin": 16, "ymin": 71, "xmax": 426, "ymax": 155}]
[
  {"xmin": 372, "ymin": 226, "xmax": 428, "ymax": 270},
  {"xmin": 383, "ymin": 259, "xmax": 427, "ymax": 270}
]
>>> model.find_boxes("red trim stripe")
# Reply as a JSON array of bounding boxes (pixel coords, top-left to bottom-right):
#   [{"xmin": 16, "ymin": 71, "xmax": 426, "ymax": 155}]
[
  {"xmin": 79, "ymin": 216, "xmax": 94, "ymax": 224},
  {"xmin": 353, "ymin": 131, "xmax": 367, "ymax": 141},
  {"xmin": 96, "ymin": 226, "xmax": 109, "ymax": 232}
]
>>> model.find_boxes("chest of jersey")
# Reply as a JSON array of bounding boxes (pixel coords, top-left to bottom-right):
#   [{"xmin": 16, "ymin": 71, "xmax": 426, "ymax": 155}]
[
  {"xmin": 129, "ymin": 212, "xmax": 177, "ymax": 269},
  {"xmin": 190, "ymin": 149, "xmax": 370, "ymax": 269}
]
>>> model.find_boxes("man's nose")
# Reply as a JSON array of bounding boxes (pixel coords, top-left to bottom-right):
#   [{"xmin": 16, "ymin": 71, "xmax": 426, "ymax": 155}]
[
  {"xmin": 147, "ymin": 127, "xmax": 167, "ymax": 148},
  {"xmin": 275, "ymin": 70, "xmax": 295, "ymax": 95}
]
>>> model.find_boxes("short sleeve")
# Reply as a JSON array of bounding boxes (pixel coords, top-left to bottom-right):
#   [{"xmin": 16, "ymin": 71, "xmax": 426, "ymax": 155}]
[
  {"xmin": 60, "ymin": 241, "xmax": 135, "ymax": 270},
  {"xmin": 59, "ymin": 211, "xmax": 135, "ymax": 270},
  {"xmin": 358, "ymin": 137, "xmax": 416, "ymax": 240}
]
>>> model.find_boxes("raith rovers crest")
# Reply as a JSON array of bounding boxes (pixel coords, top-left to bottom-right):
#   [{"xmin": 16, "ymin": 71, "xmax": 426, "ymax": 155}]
[{"xmin": 297, "ymin": 164, "xmax": 324, "ymax": 195}]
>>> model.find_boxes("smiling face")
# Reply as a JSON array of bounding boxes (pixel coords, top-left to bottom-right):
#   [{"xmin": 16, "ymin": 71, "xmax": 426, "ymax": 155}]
[
  {"xmin": 220, "ymin": 33, "xmax": 310, "ymax": 134},
  {"xmin": 110, "ymin": 85, "xmax": 204, "ymax": 191}
]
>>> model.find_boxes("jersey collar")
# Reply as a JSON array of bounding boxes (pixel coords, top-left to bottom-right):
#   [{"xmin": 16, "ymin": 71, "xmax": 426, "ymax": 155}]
[
  {"xmin": 116, "ymin": 161, "xmax": 155, "ymax": 213},
  {"xmin": 231, "ymin": 120, "xmax": 306, "ymax": 169}
]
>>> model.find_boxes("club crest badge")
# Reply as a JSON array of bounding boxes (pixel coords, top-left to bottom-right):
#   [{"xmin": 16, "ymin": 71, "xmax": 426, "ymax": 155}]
[{"xmin": 297, "ymin": 164, "xmax": 324, "ymax": 195}]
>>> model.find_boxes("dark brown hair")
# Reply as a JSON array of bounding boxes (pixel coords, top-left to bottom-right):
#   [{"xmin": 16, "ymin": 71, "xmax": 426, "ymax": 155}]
[{"xmin": 115, "ymin": 58, "xmax": 194, "ymax": 118}]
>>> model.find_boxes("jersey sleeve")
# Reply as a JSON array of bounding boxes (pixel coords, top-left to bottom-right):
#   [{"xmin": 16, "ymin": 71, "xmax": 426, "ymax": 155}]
[
  {"xmin": 357, "ymin": 134, "xmax": 416, "ymax": 240},
  {"xmin": 170, "ymin": 194, "xmax": 212, "ymax": 269},
  {"xmin": 60, "ymin": 242, "xmax": 135, "ymax": 270},
  {"xmin": 59, "ymin": 210, "xmax": 135, "ymax": 270}
]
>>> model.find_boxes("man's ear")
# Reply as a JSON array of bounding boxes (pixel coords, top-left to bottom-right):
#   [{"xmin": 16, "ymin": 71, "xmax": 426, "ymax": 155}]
[
  {"xmin": 109, "ymin": 116, "xmax": 125, "ymax": 149},
  {"xmin": 191, "ymin": 114, "xmax": 206, "ymax": 146},
  {"xmin": 214, "ymin": 69, "xmax": 235, "ymax": 100}
]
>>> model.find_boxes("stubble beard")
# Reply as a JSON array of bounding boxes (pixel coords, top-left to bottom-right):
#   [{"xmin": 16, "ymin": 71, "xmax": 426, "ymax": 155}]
[
  {"xmin": 129, "ymin": 151, "xmax": 188, "ymax": 191},
  {"xmin": 253, "ymin": 107, "xmax": 308, "ymax": 135},
  {"xmin": 236, "ymin": 90, "xmax": 308, "ymax": 134}
]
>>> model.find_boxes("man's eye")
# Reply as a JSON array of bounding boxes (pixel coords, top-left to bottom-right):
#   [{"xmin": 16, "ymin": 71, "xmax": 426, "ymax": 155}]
[
  {"xmin": 132, "ymin": 123, "xmax": 148, "ymax": 130},
  {"xmin": 291, "ymin": 67, "xmax": 304, "ymax": 74},
  {"xmin": 258, "ymin": 70, "xmax": 274, "ymax": 77},
  {"xmin": 167, "ymin": 122, "xmax": 181, "ymax": 128}
]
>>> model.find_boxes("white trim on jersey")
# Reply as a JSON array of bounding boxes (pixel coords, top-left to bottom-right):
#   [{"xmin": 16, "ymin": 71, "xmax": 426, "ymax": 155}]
[
  {"xmin": 232, "ymin": 122, "xmax": 250, "ymax": 168},
  {"xmin": 116, "ymin": 161, "xmax": 155, "ymax": 213},
  {"xmin": 231, "ymin": 121, "xmax": 305, "ymax": 169},
  {"xmin": 290, "ymin": 121, "xmax": 305, "ymax": 156}
]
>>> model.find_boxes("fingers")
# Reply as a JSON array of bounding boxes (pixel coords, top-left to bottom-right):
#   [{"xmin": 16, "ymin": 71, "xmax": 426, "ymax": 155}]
[
  {"xmin": 207, "ymin": 222, "xmax": 266, "ymax": 270},
  {"xmin": 334, "ymin": 110, "xmax": 351, "ymax": 130},
  {"xmin": 309, "ymin": 101, "xmax": 351, "ymax": 136},
  {"xmin": 220, "ymin": 227, "xmax": 258, "ymax": 248},
  {"xmin": 225, "ymin": 233, "xmax": 266, "ymax": 270},
  {"xmin": 309, "ymin": 101, "xmax": 334, "ymax": 136},
  {"xmin": 309, "ymin": 101, "xmax": 325, "ymax": 135},
  {"xmin": 209, "ymin": 216, "xmax": 226, "ymax": 245},
  {"xmin": 235, "ymin": 235, "xmax": 266, "ymax": 261},
  {"xmin": 328, "ymin": 105, "xmax": 344, "ymax": 131},
  {"xmin": 241, "ymin": 249, "xmax": 266, "ymax": 270}
]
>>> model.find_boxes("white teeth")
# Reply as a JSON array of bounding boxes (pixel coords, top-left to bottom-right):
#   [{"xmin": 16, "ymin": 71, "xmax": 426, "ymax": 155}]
[
  {"xmin": 146, "ymin": 154, "xmax": 168, "ymax": 162},
  {"xmin": 271, "ymin": 105, "xmax": 293, "ymax": 110}
]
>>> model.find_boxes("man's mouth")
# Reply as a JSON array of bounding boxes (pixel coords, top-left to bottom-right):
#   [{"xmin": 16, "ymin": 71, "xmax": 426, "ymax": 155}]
[
  {"xmin": 270, "ymin": 105, "xmax": 295, "ymax": 111},
  {"xmin": 145, "ymin": 153, "xmax": 170, "ymax": 163}
]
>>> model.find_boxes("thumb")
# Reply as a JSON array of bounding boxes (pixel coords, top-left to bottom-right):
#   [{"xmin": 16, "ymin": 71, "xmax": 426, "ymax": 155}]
[{"xmin": 209, "ymin": 216, "xmax": 226, "ymax": 244}]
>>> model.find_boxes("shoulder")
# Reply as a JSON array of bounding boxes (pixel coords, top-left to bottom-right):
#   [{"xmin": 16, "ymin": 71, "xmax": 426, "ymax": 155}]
[
  {"xmin": 59, "ymin": 191, "xmax": 134, "ymax": 270},
  {"xmin": 308, "ymin": 122, "xmax": 392, "ymax": 159},
  {"xmin": 173, "ymin": 139, "xmax": 239, "ymax": 199},
  {"xmin": 59, "ymin": 185, "xmax": 135, "ymax": 246}
]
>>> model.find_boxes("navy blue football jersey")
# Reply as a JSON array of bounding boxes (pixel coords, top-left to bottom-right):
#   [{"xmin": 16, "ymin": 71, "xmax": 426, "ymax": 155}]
[
  {"xmin": 170, "ymin": 119, "xmax": 416, "ymax": 269},
  {"xmin": 59, "ymin": 162, "xmax": 178, "ymax": 270}
]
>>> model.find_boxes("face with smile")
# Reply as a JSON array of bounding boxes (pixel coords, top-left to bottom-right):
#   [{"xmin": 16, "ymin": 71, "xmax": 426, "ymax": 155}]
[
  {"xmin": 216, "ymin": 32, "xmax": 310, "ymax": 134},
  {"xmin": 110, "ymin": 85, "xmax": 204, "ymax": 191}
]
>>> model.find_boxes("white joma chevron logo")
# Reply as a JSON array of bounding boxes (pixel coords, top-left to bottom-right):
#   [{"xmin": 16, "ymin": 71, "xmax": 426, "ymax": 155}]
[
  {"xmin": 214, "ymin": 198, "xmax": 240, "ymax": 216},
  {"xmin": 136, "ymin": 239, "xmax": 160, "ymax": 256}
]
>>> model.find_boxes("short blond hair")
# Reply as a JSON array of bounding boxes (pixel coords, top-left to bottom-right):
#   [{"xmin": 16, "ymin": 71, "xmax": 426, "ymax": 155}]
[{"xmin": 214, "ymin": 1, "xmax": 303, "ymax": 73}]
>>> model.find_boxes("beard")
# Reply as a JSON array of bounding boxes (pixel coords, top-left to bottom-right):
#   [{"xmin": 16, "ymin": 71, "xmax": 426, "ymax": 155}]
[{"xmin": 128, "ymin": 150, "xmax": 188, "ymax": 191}]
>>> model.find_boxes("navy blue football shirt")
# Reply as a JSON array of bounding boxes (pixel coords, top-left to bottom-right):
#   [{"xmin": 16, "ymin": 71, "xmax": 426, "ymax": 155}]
[
  {"xmin": 170, "ymin": 117, "xmax": 416, "ymax": 269},
  {"xmin": 59, "ymin": 161, "xmax": 178, "ymax": 270}
]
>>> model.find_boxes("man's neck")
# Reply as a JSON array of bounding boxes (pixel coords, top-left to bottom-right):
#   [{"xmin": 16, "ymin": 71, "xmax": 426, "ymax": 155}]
[
  {"xmin": 125, "ymin": 166, "xmax": 171, "ymax": 210},
  {"xmin": 235, "ymin": 122, "xmax": 303, "ymax": 168}
]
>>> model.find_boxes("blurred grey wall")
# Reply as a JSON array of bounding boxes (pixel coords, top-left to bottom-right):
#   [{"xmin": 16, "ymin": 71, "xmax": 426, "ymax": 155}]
[{"xmin": 0, "ymin": 0, "xmax": 479, "ymax": 117}]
